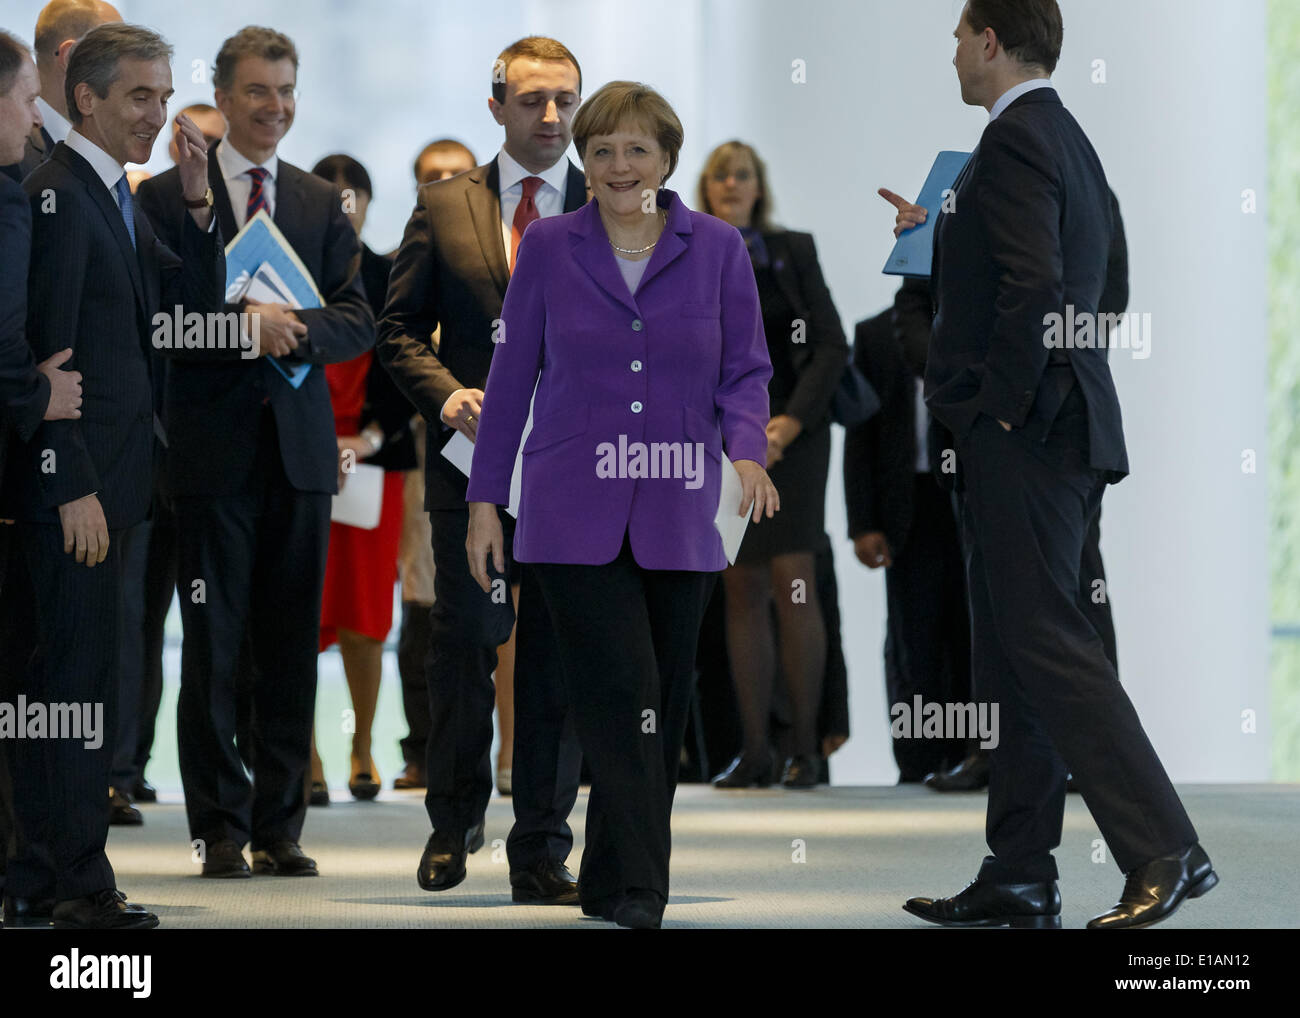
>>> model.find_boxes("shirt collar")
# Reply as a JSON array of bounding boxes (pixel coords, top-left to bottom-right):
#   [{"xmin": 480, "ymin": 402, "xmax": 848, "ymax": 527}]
[
  {"xmin": 65, "ymin": 129, "xmax": 125, "ymax": 195},
  {"xmin": 35, "ymin": 96, "xmax": 71, "ymax": 144},
  {"xmin": 496, "ymin": 145, "xmax": 569, "ymax": 198},
  {"xmin": 216, "ymin": 135, "xmax": 279, "ymax": 184},
  {"xmin": 989, "ymin": 78, "xmax": 1052, "ymax": 122}
]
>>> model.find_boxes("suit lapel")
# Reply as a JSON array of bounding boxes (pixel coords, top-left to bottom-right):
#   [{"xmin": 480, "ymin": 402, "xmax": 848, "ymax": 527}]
[
  {"xmin": 208, "ymin": 147, "xmax": 239, "ymax": 248},
  {"xmin": 55, "ymin": 144, "xmax": 147, "ymax": 320},
  {"xmin": 627, "ymin": 190, "xmax": 690, "ymax": 294},
  {"xmin": 562, "ymin": 162, "xmax": 587, "ymax": 213},
  {"xmin": 30, "ymin": 125, "xmax": 50, "ymax": 159},
  {"xmin": 467, "ymin": 159, "xmax": 511, "ymax": 296}
]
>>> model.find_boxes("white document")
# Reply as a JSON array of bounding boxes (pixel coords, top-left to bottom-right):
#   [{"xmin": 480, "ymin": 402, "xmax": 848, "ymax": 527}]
[
  {"xmin": 442, "ymin": 408, "xmax": 533, "ymax": 518},
  {"xmin": 331, "ymin": 462, "xmax": 384, "ymax": 529},
  {"xmin": 713, "ymin": 453, "xmax": 752, "ymax": 565}
]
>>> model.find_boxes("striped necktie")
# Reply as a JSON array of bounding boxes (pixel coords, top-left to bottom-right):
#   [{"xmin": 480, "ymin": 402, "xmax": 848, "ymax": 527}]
[{"xmin": 246, "ymin": 166, "xmax": 270, "ymax": 221}]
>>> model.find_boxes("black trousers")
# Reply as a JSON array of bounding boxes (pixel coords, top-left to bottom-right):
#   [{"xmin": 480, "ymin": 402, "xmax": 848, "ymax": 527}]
[
  {"xmin": 174, "ymin": 411, "xmax": 330, "ymax": 850},
  {"xmin": 111, "ymin": 520, "xmax": 151, "ymax": 792},
  {"xmin": 6, "ymin": 522, "xmax": 120, "ymax": 899},
  {"xmin": 533, "ymin": 536, "xmax": 715, "ymax": 905},
  {"xmin": 424, "ymin": 507, "xmax": 581, "ymax": 869},
  {"xmin": 956, "ymin": 397, "xmax": 1197, "ymax": 882},
  {"xmin": 1080, "ymin": 505, "xmax": 1118, "ymax": 672},
  {"xmin": 397, "ymin": 598, "xmax": 432, "ymax": 768},
  {"xmin": 133, "ymin": 494, "xmax": 177, "ymax": 782},
  {"xmin": 883, "ymin": 475, "xmax": 972, "ymax": 780}
]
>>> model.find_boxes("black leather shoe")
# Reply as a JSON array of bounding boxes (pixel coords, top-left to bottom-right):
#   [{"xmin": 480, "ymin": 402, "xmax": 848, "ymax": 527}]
[
  {"xmin": 131, "ymin": 778, "xmax": 157, "ymax": 803},
  {"xmin": 904, "ymin": 876, "xmax": 1062, "ymax": 928},
  {"xmin": 581, "ymin": 894, "xmax": 618, "ymax": 921},
  {"xmin": 392, "ymin": 763, "xmax": 425, "ymax": 789},
  {"xmin": 201, "ymin": 838, "xmax": 252, "ymax": 878},
  {"xmin": 109, "ymin": 787, "xmax": 143, "ymax": 826},
  {"xmin": 613, "ymin": 888, "xmax": 664, "ymax": 929},
  {"xmin": 252, "ymin": 841, "xmax": 319, "ymax": 876},
  {"xmin": 781, "ymin": 754, "xmax": 821, "ymax": 789},
  {"xmin": 712, "ymin": 751, "xmax": 774, "ymax": 788},
  {"xmin": 3, "ymin": 895, "xmax": 55, "ymax": 928},
  {"xmin": 52, "ymin": 889, "xmax": 159, "ymax": 930},
  {"xmin": 417, "ymin": 823, "xmax": 484, "ymax": 891},
  {"xmin": 923, "ymin": 751, "xmax": 991, "ymax": 792},
  {"xmin": 510, "ymin": 860, "xmax": 579, "ymax": 905},
  {"xmin": 1088, "ymin": 843, "xmax": 1217, "ymax": 930}
]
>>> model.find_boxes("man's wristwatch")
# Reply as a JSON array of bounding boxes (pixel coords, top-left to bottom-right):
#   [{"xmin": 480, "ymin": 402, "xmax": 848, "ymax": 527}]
[{"xmin": 184, "ymin": 187, "xmax": 214, "ymax": 210}]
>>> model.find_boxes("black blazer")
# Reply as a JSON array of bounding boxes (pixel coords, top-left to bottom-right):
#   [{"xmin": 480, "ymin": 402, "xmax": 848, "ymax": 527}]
[
  {"xmin": 10, "ymin": 142, "xmax": 223, "ymax": 529},
  {"xmin": 843, "ymin": 304, "xmax": 924, "ymax": 553},
  {"xmin": 0, "ymin": 173, "xmax": 49, "ymax": 495},
  {"xmin": 137, "ymin": 146, "xmax": 374, "ymax": 496},
  {"xmin": 357, "ymin": 244, "xmax": 416, "ymax": 472},
  {"xmin": 928, "ymin": 87, "xmax": 1128, "ymax": 480},
  {"xmin": 378, "ymin": 156, "xmax": 588, "ymax": 510},
  {"xmin": 756, "ymin": 229, "xmax": 848, "ymax": 429}
]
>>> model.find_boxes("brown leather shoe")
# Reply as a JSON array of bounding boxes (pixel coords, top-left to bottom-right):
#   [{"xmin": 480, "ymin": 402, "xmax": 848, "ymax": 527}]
[{"xmin": 392, "ymin": 762, "xmax": 426, "ymax": 790}]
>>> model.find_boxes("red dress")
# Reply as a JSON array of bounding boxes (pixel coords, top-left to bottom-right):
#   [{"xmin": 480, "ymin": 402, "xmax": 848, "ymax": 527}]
[{"xmin": 318, "ymin": 352, "xmax": 405, "ymax": 650}]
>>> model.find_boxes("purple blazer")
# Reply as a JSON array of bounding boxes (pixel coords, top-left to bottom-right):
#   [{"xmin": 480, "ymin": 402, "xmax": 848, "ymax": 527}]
[{"xmin": 466, "ymin": 189, "xmax": 772, "ymax": 571}]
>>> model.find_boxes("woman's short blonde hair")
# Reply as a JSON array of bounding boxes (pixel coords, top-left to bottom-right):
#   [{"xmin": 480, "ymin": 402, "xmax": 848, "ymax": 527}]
[
  {"xmin": 570, "ymin": 81, "xmax": 684, "ymax": 183},
  {"xmin": 697, "ymin": 140, "xmax": 773, "ymax": 233}
]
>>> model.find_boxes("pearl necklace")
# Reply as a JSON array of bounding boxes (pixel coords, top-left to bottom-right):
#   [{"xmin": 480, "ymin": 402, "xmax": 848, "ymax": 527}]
[{"xmin": 608, "ymin": 210, "xmax": 666, "ymax": 255}]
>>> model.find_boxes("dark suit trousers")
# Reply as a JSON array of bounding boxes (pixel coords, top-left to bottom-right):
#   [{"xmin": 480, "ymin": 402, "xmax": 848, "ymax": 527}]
[
  {"xmin": 7, "ymin": 523, "xmax": 119, "ymax": 899},
  {"xmin": 1080, "ymin": 504, "xmax": 1118, "ymax": 672},
  {"xmin": 397, "ymin": 598, "xmax": 432, "ymax": 767},
  {"xmin": 883, "ymin": 476, "xmax": 972, "ymax": 780},
  {"xmin": 533, "ymin": 536, "xmax": 715, "ymax": 906},
  {"xmin": 111, "ymin": 520, "xmax": 151, "ymax": 791},
  {"xmin": 956, "ymin": 395, "xmax": 1196, "ymax": 882},
  {"xmin": 133, "ymin": 495, "xmax": 178, "ymax": 779},
  {"xmin": 174, "ymin": 410, "xmax": 330, "ymax": 849},
  {"xmin": 424, "ymin": 507, "xmax": 580, "ymax": 868}
]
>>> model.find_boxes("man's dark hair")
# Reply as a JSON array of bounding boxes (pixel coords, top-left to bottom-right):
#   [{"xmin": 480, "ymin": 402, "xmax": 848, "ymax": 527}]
[
  {"xmin": 311, "ymin": 152, "xmax": 372, "ymax": 199},
  {"xmin": 64, "ymin": 23, "xmax": 172, "ymax": 126},
  {"xmin": 213, "ymin": 26, "xmax": 298, "ymax": 92},
  {"xmin": 0, "ymin": 30, "xmax": 30, "ymax": 97},
  {"xmin": 491, "ymin": 36, "xmax": 581, "ymax": 104},
  {"xmin": 966, "ymin": 0, "xmax": 1063, "ymax": 75}
]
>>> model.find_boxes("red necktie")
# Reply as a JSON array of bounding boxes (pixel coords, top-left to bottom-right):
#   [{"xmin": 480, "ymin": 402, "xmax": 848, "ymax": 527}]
[
  {"xmin": 246, "ymin": 166, "xmax": 270, "ymax": 222},
  {"xmin": 510, "ymin": 176, "xmax": 543, "ymax": 273}
]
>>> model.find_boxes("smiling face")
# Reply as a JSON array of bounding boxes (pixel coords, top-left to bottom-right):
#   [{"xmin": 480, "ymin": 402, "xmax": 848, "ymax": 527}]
[
  {"xmin": 704, "ymin": 148, "xmax": 761, "ymax": 229},
  {"xmin": 0, "ymin": 56, "xmax": 41, "ymax": 166},
  {"xmin": 216, "ymin": 56, "xmax": 296, "ymax": 160},
  {"xmin": 489, "ymin": 57, "xmax": 579, "ymax": 172},
  {"xmin": 583, "ymin": 121, "xmax": 670, "ymax": 218},
  {"xmin": 74, "ymin": 56, "xmax": 172, "ymax": 166}
]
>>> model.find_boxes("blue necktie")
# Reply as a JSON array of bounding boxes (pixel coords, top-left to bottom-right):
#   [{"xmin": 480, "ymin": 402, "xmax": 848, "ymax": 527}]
[{"xmin": 115, "ymin": 174, "xmax": 136, "ymax": 249}]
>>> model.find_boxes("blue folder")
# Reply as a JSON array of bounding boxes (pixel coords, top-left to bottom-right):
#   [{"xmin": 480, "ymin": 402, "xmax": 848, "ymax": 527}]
[{"xmin": 882, "ymin": 150, "xmax": 971, "ymax": 278}]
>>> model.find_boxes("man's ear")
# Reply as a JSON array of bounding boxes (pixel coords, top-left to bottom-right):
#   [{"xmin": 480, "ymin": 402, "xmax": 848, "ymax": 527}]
[
  {"xmin": 55, "ymin": 38, "xmax": 77, "ymax": 72},
  {"xmin": 488, "ymin": 96, "xmax": 505, "ymax": 126}
]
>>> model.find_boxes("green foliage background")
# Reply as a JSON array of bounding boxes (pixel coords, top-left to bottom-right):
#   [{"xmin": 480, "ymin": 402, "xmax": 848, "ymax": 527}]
[{"xmin": 1269, "ymin": 0, "xmax": 1300, "ymax": 779}]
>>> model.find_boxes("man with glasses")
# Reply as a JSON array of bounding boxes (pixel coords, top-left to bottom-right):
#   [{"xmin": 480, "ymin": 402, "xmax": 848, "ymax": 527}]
[{"xmin": 137, "ymin": 25, "xmax": 373, "ymax": 881}]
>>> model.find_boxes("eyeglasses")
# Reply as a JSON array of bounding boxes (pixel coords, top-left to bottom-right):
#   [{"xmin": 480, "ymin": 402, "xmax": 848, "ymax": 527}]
[{"xmin": 243, "ymin": 85, "xmax": 299, "ymax": 103}]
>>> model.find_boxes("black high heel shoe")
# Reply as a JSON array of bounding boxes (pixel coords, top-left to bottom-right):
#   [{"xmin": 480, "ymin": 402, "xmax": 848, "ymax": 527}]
[
  {"xmin": 781, "ymin": 754, "xmax": 821, "ymax": 789},
  {"xmin": 712, "ymin": 750, "xmax": 774, "ymax": 788}
]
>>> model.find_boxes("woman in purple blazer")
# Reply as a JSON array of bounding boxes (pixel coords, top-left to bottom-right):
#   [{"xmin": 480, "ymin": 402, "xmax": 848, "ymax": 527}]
[{"xmin": 466, "ymin": 82, "xmax": 777, "ymax": 928}]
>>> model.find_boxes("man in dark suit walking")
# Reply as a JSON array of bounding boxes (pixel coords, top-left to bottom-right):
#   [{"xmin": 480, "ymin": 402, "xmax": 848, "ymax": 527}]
[
  {"xmin": 0, "ymin": 28, "xmax": 85, "ymax": 926},
  {"xmin": 137, "ymin": 26, "xmax": 373, "ymax": 881},
  {"xmin": 4, "ymin": 22, "xmax": 222, "ymax": 929},
  {"xmin": 379, "ymin": 36, "xmax": 586, "ymax": 902},
  {"xmin": 883, "ymin": 0, "xmax": 1213, "ymax": 930}
]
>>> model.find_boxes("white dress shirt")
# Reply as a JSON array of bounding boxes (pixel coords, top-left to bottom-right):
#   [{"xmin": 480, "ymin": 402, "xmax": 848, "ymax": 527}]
[
  {"xmin": 65, "ymin": 129, "xmax": 125, "ymax": 204},
  {"xmin": 495, "ymin": 145, "xmax": 569, "ymax": 259},
  {"xmin": 35, "ymin": 96, "xmax": 71, "ymax": 145},
  {"xmin": 216, "ymin": 136, "xmax": 279, "ymax": 230},
  {"xmin": 988, "ymin": 78, "xmax": 1053, "ymax": 122}
]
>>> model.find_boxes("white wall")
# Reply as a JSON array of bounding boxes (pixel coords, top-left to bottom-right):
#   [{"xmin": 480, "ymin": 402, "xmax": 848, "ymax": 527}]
[{"xmin": 101, "ymin": 0, "xmax": 1271, "ymax": 782}]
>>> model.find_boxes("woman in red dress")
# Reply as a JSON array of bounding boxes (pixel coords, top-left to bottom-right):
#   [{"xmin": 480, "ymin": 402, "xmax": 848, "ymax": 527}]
[{"xmin": 310, "ymin": 155, "xmax": 417, "ymax": 800}]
